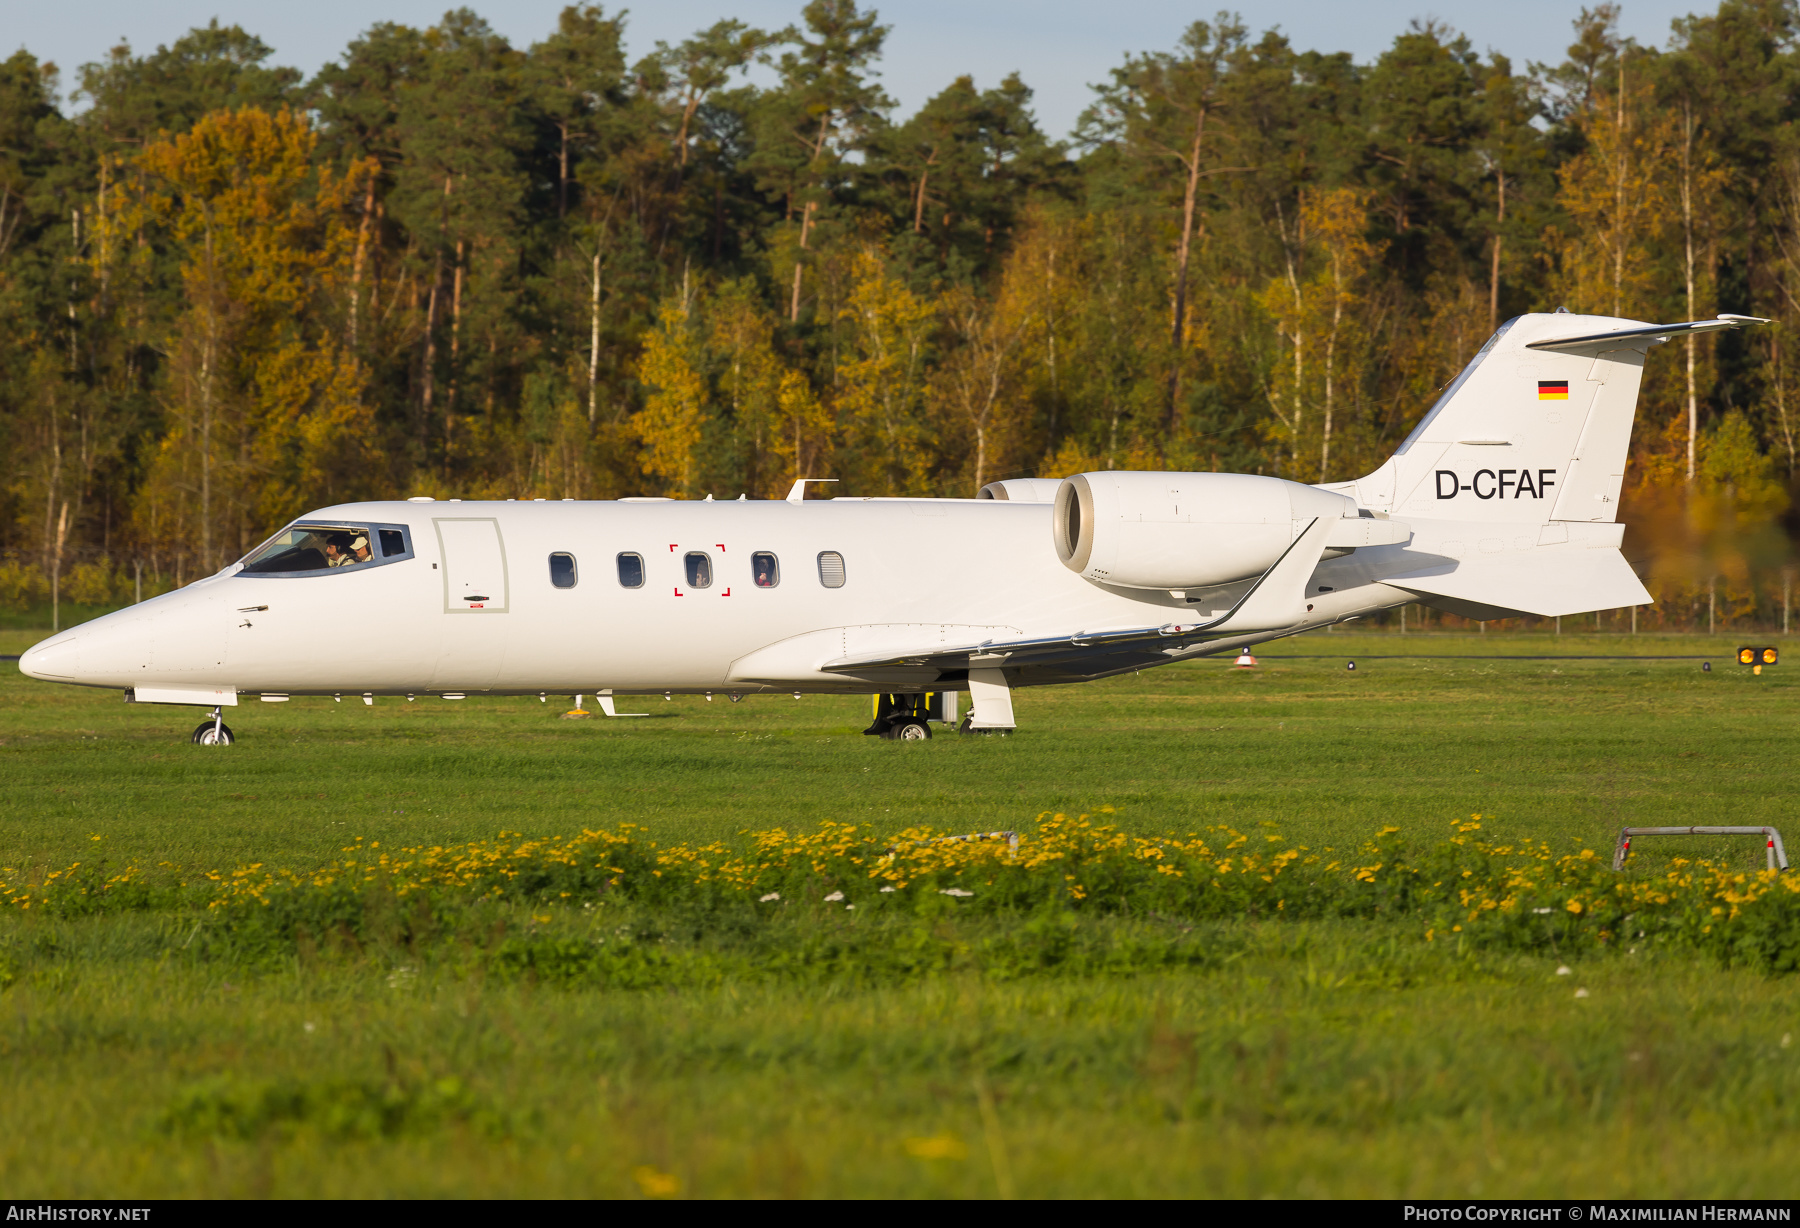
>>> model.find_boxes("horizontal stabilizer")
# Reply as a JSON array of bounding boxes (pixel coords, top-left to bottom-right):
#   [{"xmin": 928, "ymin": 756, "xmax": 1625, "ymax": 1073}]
[
  {"xmin": 1526, "ymin": 314, "xmax": 1767, "ymax": 355},
  {"xmin": 1387, "ymin": 549, "xmax": 1650, "ymax": 618}
]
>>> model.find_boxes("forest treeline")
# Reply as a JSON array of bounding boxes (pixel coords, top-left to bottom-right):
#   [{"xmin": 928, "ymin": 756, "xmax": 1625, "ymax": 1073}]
[{"xmin": 3, "ymin": 0, "xmax": 1798, "ymax": 627}]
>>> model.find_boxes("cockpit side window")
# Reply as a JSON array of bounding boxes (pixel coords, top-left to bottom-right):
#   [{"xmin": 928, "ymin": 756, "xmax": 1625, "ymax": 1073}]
[{"xmin": 238, "ymin": 522, "xmax": 412, "ymax": 576}]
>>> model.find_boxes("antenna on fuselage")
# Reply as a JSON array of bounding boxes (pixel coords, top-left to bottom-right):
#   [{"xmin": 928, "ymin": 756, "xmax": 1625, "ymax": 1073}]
[{"xmin": 786, "ymin": 478, "xmax": 839, "ymax": 503}]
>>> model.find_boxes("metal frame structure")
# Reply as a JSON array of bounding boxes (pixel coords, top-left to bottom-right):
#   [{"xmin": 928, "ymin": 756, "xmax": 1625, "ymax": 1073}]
[{"xmin": 1612, "ymin": 826, "xmax": 1789, "ymax": 872}]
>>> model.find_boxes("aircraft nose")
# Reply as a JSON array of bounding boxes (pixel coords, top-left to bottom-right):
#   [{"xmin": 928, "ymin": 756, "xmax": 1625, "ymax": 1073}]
[{"xmin": 19, "ymin": 631, "xmax": 81, "ymax": 681}]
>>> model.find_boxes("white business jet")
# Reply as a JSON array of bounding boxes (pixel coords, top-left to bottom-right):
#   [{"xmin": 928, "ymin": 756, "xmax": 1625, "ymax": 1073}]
[{"xmin": 20, "ymin": 310, "xmax": 1763, "ymax": 745}]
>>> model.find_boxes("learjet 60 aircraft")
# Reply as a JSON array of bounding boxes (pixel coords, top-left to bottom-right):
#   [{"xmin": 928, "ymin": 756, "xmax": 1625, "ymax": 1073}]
[{"xmin": 20, "ymin": 310, "xmax": 1765, "ymax": 744}]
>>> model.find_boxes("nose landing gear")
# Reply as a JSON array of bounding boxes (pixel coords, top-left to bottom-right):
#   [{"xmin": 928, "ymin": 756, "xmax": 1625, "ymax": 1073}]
[{"xmin": 191, "ymin": 707, "xmax": 235, "ymax": 746}]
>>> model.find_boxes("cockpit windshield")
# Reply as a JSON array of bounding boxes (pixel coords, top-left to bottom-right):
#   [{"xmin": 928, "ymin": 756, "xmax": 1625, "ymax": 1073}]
[{"xmin": 239, "ymin": 523, "xmax": 410, "ymax": 575}]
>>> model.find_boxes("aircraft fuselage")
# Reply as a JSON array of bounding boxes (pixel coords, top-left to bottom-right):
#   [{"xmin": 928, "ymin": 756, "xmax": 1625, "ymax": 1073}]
[{"xmin": 21, "ymin": 496, "xmax": 1420, "ymax": 700}]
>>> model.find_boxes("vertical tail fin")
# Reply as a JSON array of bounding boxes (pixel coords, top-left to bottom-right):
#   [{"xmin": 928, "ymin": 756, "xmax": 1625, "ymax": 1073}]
[{"xmin": 1339, "ymin": 312, "xmax": 1765, "ymax": 523}]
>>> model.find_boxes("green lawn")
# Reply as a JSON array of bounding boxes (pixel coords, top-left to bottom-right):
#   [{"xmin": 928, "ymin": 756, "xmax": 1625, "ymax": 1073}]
[
  {"xmin": 0, "ymin": 625, "xmax": 1788, "ymax": 871},
  {"xmin": 2, "ymin": 624, "xmax": 1798, "ymax": 1198}
]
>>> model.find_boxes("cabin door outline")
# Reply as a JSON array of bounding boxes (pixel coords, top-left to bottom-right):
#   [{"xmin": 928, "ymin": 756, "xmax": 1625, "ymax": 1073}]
[{"xmin": 434, "ymin": 518, "xmax": 511, "ymax": 613}]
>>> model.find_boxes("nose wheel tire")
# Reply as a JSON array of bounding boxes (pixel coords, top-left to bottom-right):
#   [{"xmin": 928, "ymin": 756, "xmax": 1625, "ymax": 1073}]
[
  {"xmin": 881, "ymin": 719, "xmax": 932, "ymax": 741},
  {"xmin": 191, "ymin": 721, "xmax": 235, "ymax": 746}
]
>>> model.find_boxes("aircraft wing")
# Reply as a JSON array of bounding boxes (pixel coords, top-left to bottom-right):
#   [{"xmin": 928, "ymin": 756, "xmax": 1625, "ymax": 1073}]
[{"xmin": 822, "ymin": 513, "xmax": 1343, "ymax": 675}]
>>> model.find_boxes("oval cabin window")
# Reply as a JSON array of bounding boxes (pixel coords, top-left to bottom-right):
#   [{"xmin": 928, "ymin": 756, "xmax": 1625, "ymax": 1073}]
[
  {"xmin": 684, "ymin": 551, "xmax": 712, "ymax": 589},
  {"xmin": 752, "ymin": 551, "xmax": 779, "ymax": 587},
  {"xmin": 817, "ymin": 551, "xmax": 846, "ymax": 588},
  {"xmin": 617, "ymin": 553, "xmax": 645, "ymax": 588},
  {"xmin": 549, "ymin": 552, "xmax": 578, "ymax": 588}
]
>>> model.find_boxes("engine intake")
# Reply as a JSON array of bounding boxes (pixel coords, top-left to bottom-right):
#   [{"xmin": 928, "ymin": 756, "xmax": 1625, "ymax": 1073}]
[{"xmin": 1053, "ymin": 471, "xmax": 1358, "ymax": 591}]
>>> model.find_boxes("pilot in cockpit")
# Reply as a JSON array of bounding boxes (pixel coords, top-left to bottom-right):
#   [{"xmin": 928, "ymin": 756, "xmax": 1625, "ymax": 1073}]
[
  {"xmin": 322, "ymin": 533, "xmax": 361, "ymax": 568},
  {"xmin": 350, "ymin": 534, "xmax": 373, "ymax": 564}
]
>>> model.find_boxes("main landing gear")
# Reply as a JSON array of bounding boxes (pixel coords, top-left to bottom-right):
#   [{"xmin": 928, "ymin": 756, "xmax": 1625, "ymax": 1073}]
[
  {"xmin": 864, "ymin": 677, "xmax": 1018, "ymax": 741},
  {"xmin": 864, "ymin": 693, "xmax": 948, "ymax": 741},
  {"xmin": 191, "ymin": 707, "xmax": 235, "ymax": 746}
]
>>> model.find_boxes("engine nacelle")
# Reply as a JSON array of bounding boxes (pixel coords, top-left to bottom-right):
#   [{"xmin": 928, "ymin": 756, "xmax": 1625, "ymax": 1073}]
[{"xmin": 1053, "ymin": 471, "xmax": 1357, "ymax": 590}]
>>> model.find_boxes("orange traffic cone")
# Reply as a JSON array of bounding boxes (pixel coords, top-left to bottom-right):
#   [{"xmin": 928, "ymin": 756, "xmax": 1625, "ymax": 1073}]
[{"xmin": 1234, "ymin": 652, "xmax": 1257, "ymax": 668}]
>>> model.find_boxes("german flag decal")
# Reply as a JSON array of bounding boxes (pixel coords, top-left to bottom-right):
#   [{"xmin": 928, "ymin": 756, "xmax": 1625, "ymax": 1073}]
[{"xmin": 1538, "ymin": 380, "xmax": 1570, "ymax": 400}]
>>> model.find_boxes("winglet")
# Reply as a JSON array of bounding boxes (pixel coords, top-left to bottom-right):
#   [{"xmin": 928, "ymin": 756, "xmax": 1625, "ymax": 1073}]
[
  {"xmin": 786, "ymin": 478, "xmax": 840, "ymax": 503},
  {"xmin": 1196, "ymin": 515, "xmax": 1336, "ymax": 634}
]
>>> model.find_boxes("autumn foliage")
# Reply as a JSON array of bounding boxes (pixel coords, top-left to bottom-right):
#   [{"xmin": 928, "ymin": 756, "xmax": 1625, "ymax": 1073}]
[{"xmin": 2, "ymin": 3, "xmax": 1798, "ymax": 624}]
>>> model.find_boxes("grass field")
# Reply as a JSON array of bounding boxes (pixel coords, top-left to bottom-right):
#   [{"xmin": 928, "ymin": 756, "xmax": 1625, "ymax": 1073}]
[{"xmin": 2, "ymin": 624, "xmax": 1799, "ymax": 1197}]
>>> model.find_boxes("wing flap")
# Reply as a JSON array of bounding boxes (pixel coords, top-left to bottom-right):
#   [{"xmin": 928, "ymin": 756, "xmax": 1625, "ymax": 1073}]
[{"xmin": 818, "ymin": 621, "xmax": 1211, "ymax": 673}]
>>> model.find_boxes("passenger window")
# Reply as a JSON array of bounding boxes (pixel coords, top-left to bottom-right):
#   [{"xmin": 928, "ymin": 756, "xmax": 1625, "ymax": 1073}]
[
  {"xmin": 378, "ymin": 529, "xmax": 407, "ymax": 558},
  {"xmin": 752, "ymin": 552, "xmax": 779, "ymax": 587},
  {"xmin": 549, "ymin": 552, "xmax": 578, "ymax": 589},
  {"xmin": 617, "ymin": 553, "xmax": 644, "ymax": 588},
  {"xmin": 817, "ymin": 551, "xmax": 846, "ymax": 588},
  {"xmin": 685, "ymin": 551, "xmax": 712, "ymax": 589}
]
